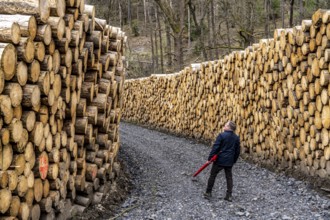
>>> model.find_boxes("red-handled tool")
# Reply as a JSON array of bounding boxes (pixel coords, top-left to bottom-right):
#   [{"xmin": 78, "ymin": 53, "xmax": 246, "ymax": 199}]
[{"xmin": 193, "ymin": 154, "xmax": 218, "ymax": 177}]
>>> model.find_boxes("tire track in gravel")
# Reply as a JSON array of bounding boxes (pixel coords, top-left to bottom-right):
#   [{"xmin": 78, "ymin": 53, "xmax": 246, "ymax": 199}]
[{"xmin": 116, "ymin": 122, "xmax": 330, "ymax": 220}]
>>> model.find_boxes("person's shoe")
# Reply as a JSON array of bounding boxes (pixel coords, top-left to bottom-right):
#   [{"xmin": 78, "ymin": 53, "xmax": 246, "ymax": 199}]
[
  {"xmin": 224, "ymin": 194, "xmax": 232, "ymax": 202},
  {"xmin": 203, "ymin": 192, "xmax": 212, "ymax": 199}
]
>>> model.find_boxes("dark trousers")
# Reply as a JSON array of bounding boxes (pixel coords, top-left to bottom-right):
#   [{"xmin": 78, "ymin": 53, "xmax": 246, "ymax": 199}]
[{"xmin": 206, "ymin": 163, "xmax": 233, "ymax": 195}]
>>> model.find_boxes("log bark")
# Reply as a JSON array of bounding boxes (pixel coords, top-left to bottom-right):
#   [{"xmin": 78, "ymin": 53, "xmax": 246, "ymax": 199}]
[
  {"xmin": 50, "ymin": 0, "xmax": 66, "ymax": 18},
  {"xmin": 12, "ymin": 61, "xmax": 28, "ymax": 86},
  {"xmin": 17, "ymin": 37, "xmax": 35, "ymax": 63},
  {"xmin": 0, "ymin": 14, "xmax": 37, "ymax": 40},
  {"xmin": 28, "ymin": 60, "xmax": 41, "ymax": 83},
  {"xmin": 0, "ymin": 21, "xmax": 20, "ymax": 44},
  {"xmin": 3, "ymin": 83, "xmax": 23, "ymax": 107},
  {"xmin": 35, "ymin": 24, "xmax": 52, "ymax": 46},
  {"xmin": 0, "ymin": 0, "xmax": 50, "ymax": 23}
]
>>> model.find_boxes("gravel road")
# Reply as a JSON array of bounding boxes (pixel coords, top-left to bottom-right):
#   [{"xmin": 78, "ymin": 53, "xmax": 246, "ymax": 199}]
[{"xmin": 111, "ymin": 122, "xmax": 330, "ymax": 220}]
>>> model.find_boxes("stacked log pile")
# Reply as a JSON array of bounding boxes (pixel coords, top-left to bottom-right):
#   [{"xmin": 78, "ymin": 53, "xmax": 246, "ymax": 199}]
[
  {"xmin": 123, "ymin": 9, "xmax": 330, "ymax": 180},
  {"xmin": 0, "ymin": 0, "xmax": 126, "ymax": 219}
]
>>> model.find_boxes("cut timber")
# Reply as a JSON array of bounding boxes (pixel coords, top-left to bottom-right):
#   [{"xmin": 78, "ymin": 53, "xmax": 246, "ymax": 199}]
[
  {"xmin": 86, "ymin": 163, "xmax": 97, "ymax": 181},
  {"xmin": 12, "ymin": 61, "xmax": 28, "ymax": 86},
  {"xmin": 34, "ymin": 41, "xmax": 45, "ymax": 62},
  {"xmin": 39, "ymin": 197, "xmax": 52, "ymax": 213},
  {"xmin": 90, "ymin": 93, "xmax": 107, "ymax": 113},
  {"xmin": 38, "ymin": 71, "xmax": 50, "ymax": 96},
  {"xmin": 47, "ymin": 163, "xmax": 59, "ymax": 180},
  {"xmin": 0, "ymin": 171, "xmax": 8, "ymax": 188},
  {"xmin": 0, "ymin": 21, "xmax": 20, "ymax": 44},
  {"xmin": 7, "ymin": 195, "xmax": 20, "ymax": 217},
  {"xmin": 75, "ymin": 117, "xmax": 88, "ymax": 134},
  {"xmin": 18, "ymin": 202, "xmax": 29, "ymax": 220},
  {"xmin": 47, "ymin": 16, "xmax": 66, "ymax": 40},
  {"xmin": 49, "ymin": 0, "xmax": 66, "ymax": 18},
  {"xmin": 0, "ymin": 14, "xmax": 37, "ymax": 40},
  {"xmin": 22, "ymin": 84, "xmax": 40, "ymax": 108},
  {"xmin": 28, "ymin": 60, "xmax": 41, "ymax": 83},
  {"xmin": 3, "ymin": 83, "xmax": 23, "ymax": 107},
  {"xmin": 0, "ymin": 0, "xmax": 50, "ymax": 23},
  {"xmin": 7, "ymin": 171, "xmax": 18, "ymax": 191},
  {"xmin": 0, "ymin": 144, "xmax": 13, "ymax": 171},
  {"xmin": 0, "ymin": 43, "xmax": 16, "ymax": 80},
  {"xmin": 0, "ymin": 69, "xmax": 4, "ymax": 93},
  {"xmin": 13, "ymin": 154, "xmax": 26, "ymax": 175},
  {"xmin": 322, "ymin": 106, "xmax": 330, "ymax": 129},
  {"xmin": 17, "ymin": 37, "xmax": 35, "ymax": 63},
  {"xmin": 86, "ymin": 106, "xmax": 97, "ymax": 125},
  {"xmin": 86, "ymin": 31, "xmax": 102, "ymax": 49},
  {"xmin": 0, "ymin": 189, "xmax": 12, "ymax": 214},
  {"xmin": 30, "ymin": 204, "xmax": 40, "ymax": 220},
  {"xmin": 36, "ymin": 151, "xmax": 49, "ymax": 180},
  {"xmin": 9, "ymin": 118, "xmax": 23, "ymax": 143},
  {"xmin": 84, "ymin": 4, "xmax": 95, "ymax": 19},
  {"xmin": 64, "ymin": 14, "xmax": 74, "ymax": 30},
  {"xmin": 79, "ymin": 14, "xmax": 89, "ymax": 32},
  {"xmin": 35, "ymin": 24, "xmax": 52, "ymax": 45},
  {"xmin": 0, "ymin": 95, "xmax": 14, "ymax": 124}
]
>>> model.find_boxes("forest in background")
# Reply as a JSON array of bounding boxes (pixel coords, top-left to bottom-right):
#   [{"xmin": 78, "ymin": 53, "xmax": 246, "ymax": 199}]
[{"xmin": 86, "ymin": 0, "xmax": 330, "ymax": 78}]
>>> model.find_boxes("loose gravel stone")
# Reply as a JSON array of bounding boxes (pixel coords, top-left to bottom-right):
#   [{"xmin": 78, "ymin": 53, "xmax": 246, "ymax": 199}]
[{"xmin": 112, "ymin": 122, "xmax": 330, "ymax": 220}]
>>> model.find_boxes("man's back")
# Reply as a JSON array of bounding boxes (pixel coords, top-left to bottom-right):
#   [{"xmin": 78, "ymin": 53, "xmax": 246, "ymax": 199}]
[
  {"xmin": 217, "ymin": 131, "xmax": 240, "ymax": 166},
  {"xmin": 209, "ymin": 130, "xmax": 240, "ymax": 167}
]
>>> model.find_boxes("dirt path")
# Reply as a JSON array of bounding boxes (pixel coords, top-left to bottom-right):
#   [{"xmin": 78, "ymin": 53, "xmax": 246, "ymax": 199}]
[{"xmin": 112, "ymin": 122, "xmax": 330, "ymax": 220}]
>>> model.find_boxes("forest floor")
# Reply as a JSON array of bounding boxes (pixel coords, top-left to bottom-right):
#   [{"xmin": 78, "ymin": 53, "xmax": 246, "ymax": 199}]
[{"xmin": 80, "ymin": 122, "xmax": 330, "ymax": 220}]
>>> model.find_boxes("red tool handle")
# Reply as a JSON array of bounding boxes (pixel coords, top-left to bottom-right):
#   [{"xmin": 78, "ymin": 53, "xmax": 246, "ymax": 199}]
[{"xmin": 193, "ymin": 154, "xmax": 218, "ymax": 177}]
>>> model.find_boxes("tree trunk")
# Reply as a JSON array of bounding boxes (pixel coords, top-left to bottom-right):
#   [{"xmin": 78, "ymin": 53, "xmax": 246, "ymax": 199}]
[
  {"xmin": 148, "ymin": 6, "xmax": 155, "ymax": 74},
  {"xmin": 224, "ymin": 3, "xmax": 231, "ymax": 53},
  {"xmin": 157, "ymin": 8, "xmax": 164, "ymax": 73},
  {"xmin": 211, "ymin": 0, "xmax": 218, "ymax": 58},
  {"xmin": 290, "ymin": 0, "xmax": 295, "ymax": 27},
  {"xmin": 165, "ymin": 22, "xmax": 172, "ymax": 69},
  {"xmin": 281, "ymin": 0, "xmax": 285, "ymax": 28},
  {"xmin": 264, "ymin": 0, "xmax": 269, "ymax": 38},
  {"xmin": 154, "ymin": 25, "xmax": 159, "ymax": 72}
]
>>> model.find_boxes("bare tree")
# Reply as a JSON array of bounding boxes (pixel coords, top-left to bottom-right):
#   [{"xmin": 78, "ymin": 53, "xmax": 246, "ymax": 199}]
[
  {"xmin": 127, "ymin": 0, "xmax": 132, "ymax": 29},
  {"xmin": 222, "ymin": 0, "xmax": 232, "ymax": 51},
  {"xmin": 281, "ymin": 0, "xmax": 285, "ymax": 28},
  {"xmin": 156, "ymin": 8, "xmax": 164, "ymax": 73},
  {"xmin": 165, "ymin": 21, "xmax": 172, "ymax": 69},
  {"xmin": 264, "ymin": 0, "xmax": 270, "ymax": 38},
  {"xmin": 148, "ymin": 5, "xmax": 155, "ymax": 73},
  {"xmin": 299, "ymin": 0, "xmax": 304, "ymax": 22},
  {"xmin": 211, "ymin": 0, "xmax": 219, "ymax": 58},
  {"xmin": 144, "ymin": 0, "xmax": 147, "ymax": 31},
  {"xmin": 119, "ymin": 1, "xmax": 123, "ymax": 28},
  {"xmin": 153, "ymin": 0, "xmax": 188, "ymax": 70},
  {"xmin": 289, "ymin": 0, "xmax": 294, "ymax": 27},
  {"xmin": 187, "ymin": 0, "xmax": 213, "ymax": 59}
]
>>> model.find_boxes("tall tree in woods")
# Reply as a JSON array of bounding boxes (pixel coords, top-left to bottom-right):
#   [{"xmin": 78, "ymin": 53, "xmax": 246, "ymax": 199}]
[
  {"xmin": 230, "ymin": 0, "xmax": 256, "ymax": 48},
  {"xmin": 264, "ymin": 0, "xmax": 270, "ymax": 38},
  {"xmin": 187, "ymin": 0, "xmax": 213, "ymax": 59},
  {"xmin": 154, "ymin": 0, "xmax": 187, "ymax": 70},
  {"xmin": 156, "ymin": 8, "xmax": 164, "ymax": 73},
  {"xmin": 289, "ymin": 0, "xmax": 295, "ymax": 27}
]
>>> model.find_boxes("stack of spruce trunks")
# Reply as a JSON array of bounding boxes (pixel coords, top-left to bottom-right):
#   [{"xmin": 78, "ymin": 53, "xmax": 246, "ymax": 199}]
[
  {"xmin": 0, "ymin": 0, "xmax": 126, "ymax": 219},
  {"xmin": 123, "ymin": 9, "xmax": 330, "ymax": 182}
]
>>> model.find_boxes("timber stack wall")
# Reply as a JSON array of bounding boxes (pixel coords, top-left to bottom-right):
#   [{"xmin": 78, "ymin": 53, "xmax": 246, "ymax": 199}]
[
  {"xmin": 123, "ymin": 9, "xmax": 330, "ymax": 181},
  {"xmin": 0, "ymin": 0, "xmax": 126, "ymax": 219}
]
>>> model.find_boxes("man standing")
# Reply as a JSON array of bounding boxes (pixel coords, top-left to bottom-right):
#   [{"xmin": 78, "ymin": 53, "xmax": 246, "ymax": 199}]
[{"xmin": 204, "ymin": 121, "xmax": 240, "ymax": 201}]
